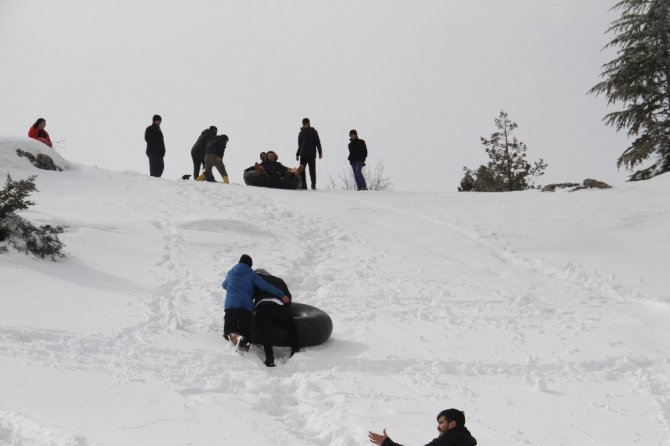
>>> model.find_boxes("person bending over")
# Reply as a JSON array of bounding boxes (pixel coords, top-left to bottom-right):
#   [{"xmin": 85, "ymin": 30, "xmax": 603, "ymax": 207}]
[
  {"xmin": 253, "ymin": 268, "xmax": 300, "ymax": 367},
  {"xmin": 222, "ymin": 254, "xmax": 289, "ymax": 352}
]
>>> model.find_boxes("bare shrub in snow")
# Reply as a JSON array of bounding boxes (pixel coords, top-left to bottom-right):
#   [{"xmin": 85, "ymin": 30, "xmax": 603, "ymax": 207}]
[{"xmin": 328, "ymin": 160, "xmax": 393, "ymax": 191}]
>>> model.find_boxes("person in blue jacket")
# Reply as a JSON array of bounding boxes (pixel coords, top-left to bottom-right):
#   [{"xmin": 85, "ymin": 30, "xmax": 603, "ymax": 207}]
[{"xmin": 222, "ymin": 254, "xmax": 289, "ymax": 352}]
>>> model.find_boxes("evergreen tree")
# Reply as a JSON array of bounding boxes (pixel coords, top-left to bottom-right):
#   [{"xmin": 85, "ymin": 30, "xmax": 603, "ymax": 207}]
[
  {"xmin": 0, "ymin": 175, "xmax": 65, "ymax": 260},
  {"xmin": 459, "ymin": 111, "xmax": 547, "ymax": 192},
  {"xmin": 590, "ymin": 0, "xmax": 670, "ymax": 180}
]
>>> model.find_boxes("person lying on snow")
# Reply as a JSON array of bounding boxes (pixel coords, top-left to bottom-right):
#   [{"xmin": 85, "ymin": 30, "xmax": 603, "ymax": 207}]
[
  {"xmin": 222, "ymin": 254, "xmax": 289, "ymax": 353},
  {"xmin": 253, "ymin": 268, "xmax": 300, "ymax": 367},
  {"xmin": 369, "ymin": 408, "xmax": 477, "ymax": 446},
  {"xmin": 244, "ymin": 151, "xmax": 267, "ymax": 173},
  {"xmin": 253, "ymin": 151, "xmax": 303, "ymax": 178}
]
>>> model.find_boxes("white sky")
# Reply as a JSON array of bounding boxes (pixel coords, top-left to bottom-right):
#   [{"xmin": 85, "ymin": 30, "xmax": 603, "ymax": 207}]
[{"xmin": 0, "ymin": 0, "xmax": 631, "ymax": 190}]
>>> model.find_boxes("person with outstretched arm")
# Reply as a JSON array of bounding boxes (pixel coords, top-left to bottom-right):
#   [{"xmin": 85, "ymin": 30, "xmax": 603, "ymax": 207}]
[{"xmin": 369, "ymin": 408, "xmax": 477, "ymax": 446}]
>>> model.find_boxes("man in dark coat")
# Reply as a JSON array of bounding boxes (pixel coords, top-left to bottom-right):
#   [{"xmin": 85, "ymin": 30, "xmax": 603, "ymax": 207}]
[
  {"xmin": 295, "ymin": 117, "xmax": 322, "ymax": 189},
  {"xmin": 369, "ymin": 409, "xmax": 477, "ymax": 446},
  {"xmin": 253, "ymin": 268, "xmax": 300, "ymax": 367},
  {"xmin": 145, "ymin": 114, "xmax": 165, "ymax": 177},
  {"xmin": 191, "ymin": 126, "xmax": 217, "ymax": 180},
  {"xmin": 204, "ymin": 134, "xmax": 229, "ymax": 183},
  {"xmin": 348, "ymin": 129, "xmax": 368, "ymax": 191}
]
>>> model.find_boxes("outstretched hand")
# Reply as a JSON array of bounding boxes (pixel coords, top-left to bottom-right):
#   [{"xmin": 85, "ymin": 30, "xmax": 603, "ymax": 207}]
[{"xmin": 368, "ymin": 428, "xmax": 389, "ymax": 445}]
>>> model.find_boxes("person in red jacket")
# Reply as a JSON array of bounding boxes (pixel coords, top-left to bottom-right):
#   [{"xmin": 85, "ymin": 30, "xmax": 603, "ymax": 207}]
[{"xmin": 28, "ymin": 118, "xmax": 53, "ymax": 148}]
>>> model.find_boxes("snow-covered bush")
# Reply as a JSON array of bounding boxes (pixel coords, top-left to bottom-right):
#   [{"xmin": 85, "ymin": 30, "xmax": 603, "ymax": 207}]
[{"xmin": 0, "ymin": 175, "xmax": 65, "ymax": 261}]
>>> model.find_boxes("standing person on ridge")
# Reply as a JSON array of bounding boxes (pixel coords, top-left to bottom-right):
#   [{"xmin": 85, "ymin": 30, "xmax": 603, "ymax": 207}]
[
  {"xmin": 204, "ymin": 132, "xmax": 230, "ymax": 183},
  {"xmin": 144, "ymin": 114, "xmax": 166, "ymax": 177},
  {"xmin": 296, "ymin": 117, "xmax": 322, "ymax": 189},
  {"xmin": 190, "ymin": 126, "xmax": 217, "ymax": 180},
  {"xmin": 368, "ymin": 408, "xmax": 477, "ymax": 446},
  {"xmin": 348, "ymin": 129, "xmax": 368, "ymax": 191},
  {"xmin": 222, "ymin": 254, "xmax": 289, "ymax": 353},
  {"xmin": 28, "ymin": 118, "xmax": 53, "ymax": 148}
]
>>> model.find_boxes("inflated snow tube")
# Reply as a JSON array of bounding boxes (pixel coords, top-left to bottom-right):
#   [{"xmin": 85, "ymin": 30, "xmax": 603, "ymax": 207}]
[
  {"xmin": 250, "ymin": 302, "xmax": 333, "ymax": 347},
  {"xmin": 243, "ymin": 170, "xmax": 301, "ymax": 190}
]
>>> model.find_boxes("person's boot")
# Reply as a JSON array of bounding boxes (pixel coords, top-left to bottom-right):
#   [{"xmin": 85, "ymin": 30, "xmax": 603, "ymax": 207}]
[
  {"xmin": 223, "ymin": 176, "xmax": 230, "ymax": 184},
  {"xmin": 264, "ymin": 357, "xmax": 276, "ymax": 367},
  {"xmin": 236, "ymin": 336, "xmax": 250, "ymax": 353}
]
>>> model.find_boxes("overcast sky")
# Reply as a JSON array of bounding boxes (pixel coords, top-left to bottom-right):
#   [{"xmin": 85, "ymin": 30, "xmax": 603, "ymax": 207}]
[{"xmin": 0, "ymin": 0, "xmax": 631, "ymax": 191}]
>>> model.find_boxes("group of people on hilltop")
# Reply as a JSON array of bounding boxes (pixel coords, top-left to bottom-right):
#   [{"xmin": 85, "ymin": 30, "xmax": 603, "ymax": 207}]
[{"xmin": 142, "ymin": 115, "xmax": 370, "ymax": 190}]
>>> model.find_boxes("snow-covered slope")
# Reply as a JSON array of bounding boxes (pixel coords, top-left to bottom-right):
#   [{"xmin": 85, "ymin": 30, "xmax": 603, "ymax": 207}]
[{"xmin": 1, "ymin": 137, "xmax": 669, "ymax": 445}]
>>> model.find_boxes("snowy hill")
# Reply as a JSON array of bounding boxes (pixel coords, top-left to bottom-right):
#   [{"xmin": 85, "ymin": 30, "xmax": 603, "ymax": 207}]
[{"xmin": 1, "ymin": 137, "xmax": 669, "ymax": 445}]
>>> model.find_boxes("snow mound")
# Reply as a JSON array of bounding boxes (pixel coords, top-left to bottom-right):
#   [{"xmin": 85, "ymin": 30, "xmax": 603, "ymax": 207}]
[{"xmin": 0, "ymin": 137, "xmax": 75, "ymax": 174}]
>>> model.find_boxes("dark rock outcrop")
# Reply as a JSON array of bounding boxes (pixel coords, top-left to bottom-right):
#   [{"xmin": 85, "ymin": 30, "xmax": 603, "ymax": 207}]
[
  {"xmin": 542, "ymin": 179, "xmax": 612, "ymax": 192},
  {"xmin": 16, "ymin": 149, "xmax": 62, "ymax": 171}
]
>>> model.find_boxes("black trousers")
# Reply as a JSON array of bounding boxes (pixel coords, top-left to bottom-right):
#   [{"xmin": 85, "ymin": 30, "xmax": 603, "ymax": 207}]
[
  {"xmin": 255, "ymin": 303, "xmax": 299, "ymax": 361},
  {"xmin": 223, "ymin": 309, "xmax": 252, "ymax": 346},
  {"xmin": 299, "ymin": 156, "xmax": 316, "ymax": 189},
  {"xmin": 191, "ymin": 153, "xmax": 204, "ymax": 179},
  {"xmin": 148, "ymin": 155, "xmax": 164, "ymax": 178}
]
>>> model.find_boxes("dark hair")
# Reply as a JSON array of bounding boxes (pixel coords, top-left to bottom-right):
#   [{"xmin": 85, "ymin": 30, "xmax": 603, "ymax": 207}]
[
  {"xmin": 32, "ymin": 118, "xmax": 46, "ymax": 129},
  {"xmin": 266, "ymin": 150, "xmax": 278, "ymax": 161},
  {"xmin": 152, "ymin": 114, "xmax": 162, "ymax": 122},
  {"xmin": 260, "ymin": 151, "xmax": 267, "ymax": 160},
  {"xmin": 437, "ymin": 409, "xmax": 466, "ymax": 428},
  {"xmin": 349, "ymin": 129, "xmax": 357, "ymax": 136},
  {"xmin": 209, "ymin": 126, "xmax": 218, "ymax": 133},
  {"xmin": 239, "ymin": 254, "xmax": 253, "ymax": 267},
  {"xmin": 302, "ymin": 118, "xmax": 310, "ymax": 125}
]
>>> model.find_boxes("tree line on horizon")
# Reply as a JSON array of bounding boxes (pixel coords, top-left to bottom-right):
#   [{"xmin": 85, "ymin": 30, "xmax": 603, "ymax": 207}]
[{"xmin": 461, "ymin": 0, "xmax": 669, "ymax": 192}]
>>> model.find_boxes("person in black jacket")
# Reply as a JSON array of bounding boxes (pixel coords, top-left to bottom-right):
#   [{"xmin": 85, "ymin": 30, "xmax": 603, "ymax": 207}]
[
  {"xmin": 348, "ymin": 129, "xmax": 368, "ymax": 191},
  {"xmin": 369, "ymin": 409, "xmax": 477, "ymax": 446},
  {"xmin": 191, "ymin": 126, "xmax": 217, "ymax": 180},
  {"xmin": 253, "ymin": 268, "xmax": 300, "ymax": 367},
  {"xmin": 204, "ymin": 134, "xmax": 230, "ymax": 183},
  {"xmin": 254, "ymin": 151, "xmax": 303, "ymax": 178},
  {"xmin": 295, "ymin": 118, "xmax": 322, "ymax": 189},
  {"xmin": 145, "ymin": 114, "xmax": 166, "ymax": 177}
]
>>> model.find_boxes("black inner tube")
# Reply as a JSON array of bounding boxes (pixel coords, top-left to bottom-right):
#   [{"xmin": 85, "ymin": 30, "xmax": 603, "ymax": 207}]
[
  {"xmin": 243, "ymin": 170, "xmax": 301, "ymax": 190},
  {"xmin": 250, "ymin": 302, "xmax": 333, "ymax": 347}
]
